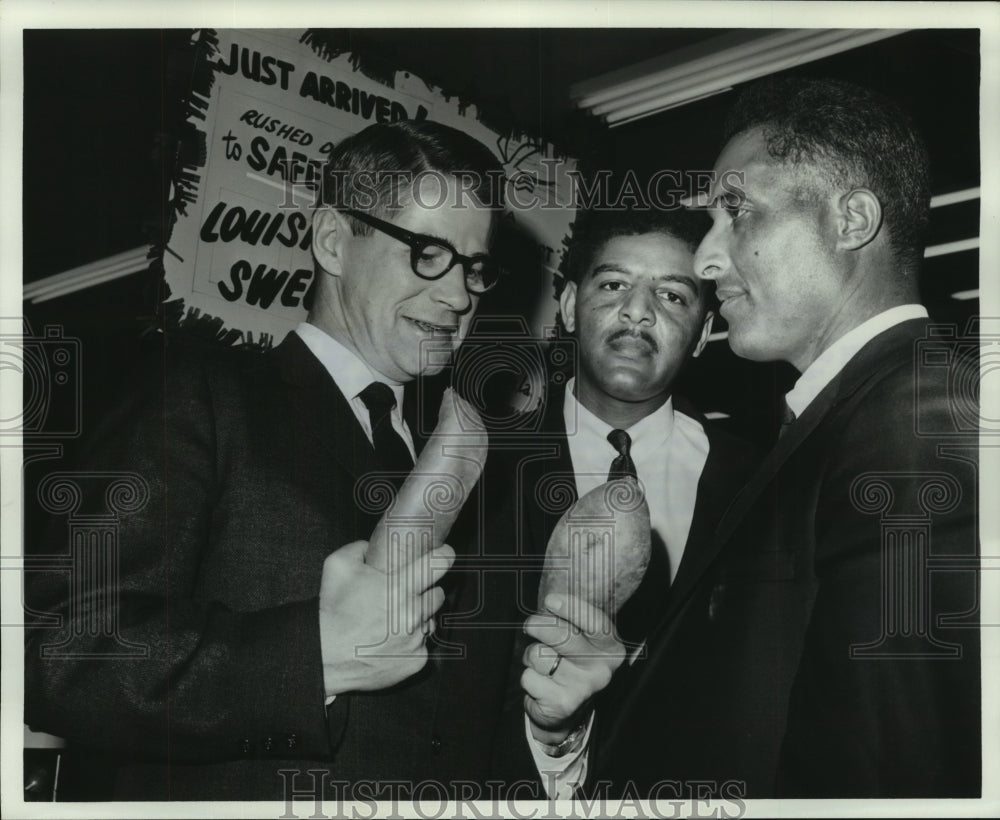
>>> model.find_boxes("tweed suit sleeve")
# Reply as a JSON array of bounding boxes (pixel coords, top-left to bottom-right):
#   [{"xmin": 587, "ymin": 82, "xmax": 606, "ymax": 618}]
[{"xmin": 24, "ymin": 347, "xmax": 334, "ymax": 764}]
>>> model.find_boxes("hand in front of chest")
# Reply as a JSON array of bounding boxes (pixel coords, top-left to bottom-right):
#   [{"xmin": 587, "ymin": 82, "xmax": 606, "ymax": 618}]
[
  {"xmin": 521, "ymin": 594, "xmax": 626, "ymax": 744},
  {"xmin": 318, "ymin": 539, "xmax": 455, "ymax": 695}
]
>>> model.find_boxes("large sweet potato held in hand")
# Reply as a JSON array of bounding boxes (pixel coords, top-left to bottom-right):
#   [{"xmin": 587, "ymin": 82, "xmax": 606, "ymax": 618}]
[
  {"xmin": 365, "ymin": 388, "xmax": 487, "ymax": 572},
  {"xmin": 537, "ymin": 478, "xmax": 651, "ymax": 614}
]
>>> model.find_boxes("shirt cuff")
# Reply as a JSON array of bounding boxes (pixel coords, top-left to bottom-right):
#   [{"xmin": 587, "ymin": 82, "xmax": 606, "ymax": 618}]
[{"xmin": 525, "ymin": 712, "xmax": 594, "ymax": 799}]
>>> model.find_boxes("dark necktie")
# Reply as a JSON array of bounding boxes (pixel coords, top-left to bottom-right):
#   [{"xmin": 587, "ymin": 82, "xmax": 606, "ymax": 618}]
[
  {"xmin": 605, "ymin": 428, "xmax": 670, "ymax": 650},
  {"xmin": 359, "ymin": 382, "xmax": 414, "ymax": 476},
  {"xmin": 607, "ymin": 429, "xmax": 638, "ymax": 481},
  {"xmin": 778, "ymin": 399, "xmax": 797, "ymax": 439}
]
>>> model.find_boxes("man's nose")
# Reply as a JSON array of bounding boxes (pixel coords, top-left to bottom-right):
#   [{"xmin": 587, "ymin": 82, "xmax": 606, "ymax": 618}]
[
  {"xmin": 694, "ymin": 224, "xmax": 727, "ymax": 281},
  {"xmin": 429, "ymin": 263, "xmax": 473, "ymax": 313},
  {"xmin": 619, "ymin": 286, "xmax": 655, "ymax": 326}
]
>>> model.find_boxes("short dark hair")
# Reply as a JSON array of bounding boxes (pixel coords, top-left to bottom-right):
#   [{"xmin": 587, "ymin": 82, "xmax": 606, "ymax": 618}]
[
  {"xmin": 723, "ymin": 77, "xmax": 931, "ymax": 274},
  {"xmin": 564, "ymin": 206, "xmax": 710, "ymax": 285},
  {"xmin": 320, "ymin": 120, "xmax": 505, "ymax": 235}
]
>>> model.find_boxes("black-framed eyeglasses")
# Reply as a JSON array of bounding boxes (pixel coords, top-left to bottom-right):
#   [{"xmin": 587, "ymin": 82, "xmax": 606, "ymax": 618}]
[{"xmin": 342, "ymin": 208, "xmax": 503, "ymax": 295}]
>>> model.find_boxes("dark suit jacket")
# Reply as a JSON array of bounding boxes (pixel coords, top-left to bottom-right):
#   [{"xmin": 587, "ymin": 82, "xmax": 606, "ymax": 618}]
[
  {"xmin": 24, "ymin": 333, "xmax": 522, "ymax": 800},
  {"xmin": 486, "ymin": 381, "xmax": 758, "ymax": 785},
  {"xmin": 587, "ymin": 318, "xmax": 981, "ymax": 798}
]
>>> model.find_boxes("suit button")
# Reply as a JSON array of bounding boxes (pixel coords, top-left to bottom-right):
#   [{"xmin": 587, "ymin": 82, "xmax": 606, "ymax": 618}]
[
  {"xmin": 263, "ymin": 736, "xmax": 274, "ymax": 753},
  {"xmin": 430, "ymin": 735, "xmax": 442, "ymax": 754},
  {"xmin": 286, "ymin": 734, "xmax": 297, "ymax": 751},
  {"xmin": 239, "ymin": 738, "xmax": 251, "ymax": 755}
]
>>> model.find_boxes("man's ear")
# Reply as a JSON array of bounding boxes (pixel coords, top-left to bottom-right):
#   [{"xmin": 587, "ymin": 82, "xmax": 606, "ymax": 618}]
[
  {"xmin": 835, "ymin": 188, "xmax": 883, "ymax": 251},
  {"xmin": 312, "ymin": 208, "xmax": 350, "ymax": 277},
  {"xmin": 558, "ymin": 280, "xmax": 578, "ymax": 333},
  {"xmin": 691, "ymin": 310, "xmax": 714, "ymax": 359}
]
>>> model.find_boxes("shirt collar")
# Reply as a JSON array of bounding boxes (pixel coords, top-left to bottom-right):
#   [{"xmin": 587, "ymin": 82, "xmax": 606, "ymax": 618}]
[
  {"xmin": 563, "ymin": 377, "xmax": 675, "ymax": 450},
  {"xmin": 295, "ymin": 322, "xmax": 406, "ymax": 410},
  {"xmin": 785, "ymin": 304, "xmax": 928, "ymax": 417}
]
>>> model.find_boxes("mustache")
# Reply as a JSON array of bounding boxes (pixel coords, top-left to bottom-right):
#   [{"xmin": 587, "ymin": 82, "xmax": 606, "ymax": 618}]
[{"xmin": 606, "ymin": 328, "xmax": 659, "ymax": 353}]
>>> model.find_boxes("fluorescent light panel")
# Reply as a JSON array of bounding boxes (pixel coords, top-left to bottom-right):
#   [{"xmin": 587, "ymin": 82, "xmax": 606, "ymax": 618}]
[
  {"xmin": 573, "ymin": 29, "xmax": 908, "ymax": 127},
  {"xmin": 930, "ymin": 187, "xmax": 980, "ymax": 209},
  {"xmin": 594, "ymin": 30, "xmax": 875, "ymax": 119},
  {"xmin": 950, "ymin": 290, "xmax": 980, "ymax": 301},
  {"xmin": 24, "ymin": 246, "xmax": 149, "ymax": 304},
  {"xmin": 924, "ymin": 238, "xmax": 979, "ymax": 258}
]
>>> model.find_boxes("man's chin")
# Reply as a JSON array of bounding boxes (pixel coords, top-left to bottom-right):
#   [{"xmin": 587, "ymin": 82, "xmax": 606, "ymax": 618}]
[
  {"xmin": 726, "ymin": 328, "xmax": 773, "ymax": 363},
  {"xmin": 417, "ymin": 363, "xmax": 446, "ymax": 378},
  {"xmin": 405, "ymin": 339, "xmax": 459, "ymax": 379},
  {"xmin": 594, "ymin": 371, "xmax": 663, "ymax": 403}
]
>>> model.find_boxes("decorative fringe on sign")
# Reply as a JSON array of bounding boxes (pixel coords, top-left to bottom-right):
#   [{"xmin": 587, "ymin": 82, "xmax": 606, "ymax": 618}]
[
  {"xmin": 298, "ymin": 29, "xmax": 533, "ymax": 146},
  {"xmin": 154, "ymin": 295, "xmax": 274, "ymax": 352},
  {"xmin": 148, "ymin": 29, "xmax": 247, "ymax": 346},
  {"xmin": 299, "ymin": 30, "xmax": 399, "ymax": 88},
  {"xmin": 163, "ymin": 29, "xmax": 218, "ymax": 221},
  {"xmin": 175, "ymin": 305, "xmax": 274, "ymax": 351}
]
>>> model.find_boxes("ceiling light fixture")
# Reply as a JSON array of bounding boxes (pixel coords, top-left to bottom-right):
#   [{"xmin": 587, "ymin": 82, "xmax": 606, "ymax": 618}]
[{"xmin": 572, "ymin": 28, "xmax": 908, "ymax": 127}]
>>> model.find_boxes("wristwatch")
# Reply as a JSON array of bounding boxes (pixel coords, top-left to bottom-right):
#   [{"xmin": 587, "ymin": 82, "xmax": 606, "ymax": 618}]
[{"xmin": 539, "ymin": 721, "xmax": 587, "ymax": 758}]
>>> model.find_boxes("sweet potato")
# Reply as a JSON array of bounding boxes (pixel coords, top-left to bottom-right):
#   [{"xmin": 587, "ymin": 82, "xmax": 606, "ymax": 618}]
[
  {"xmin": 365, "ymin": 388, "xmax": 487, "ymax": 571},
  {"xmin": 537, "ymin": 478, "xmax": 651, "ymax": 614}
]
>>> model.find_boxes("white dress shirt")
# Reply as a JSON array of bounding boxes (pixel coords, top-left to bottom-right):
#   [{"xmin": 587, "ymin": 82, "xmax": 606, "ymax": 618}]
[
  {"xmin": 295, "ymin": 322, "xmax": 416, "ymax": 461},
  {"xmin": 785, "ymin": 305, "xmax": 928, "ymax": 418},
  {"xmin": 529, "ymin": 377, "xmax": 711, "ymax": 796}
]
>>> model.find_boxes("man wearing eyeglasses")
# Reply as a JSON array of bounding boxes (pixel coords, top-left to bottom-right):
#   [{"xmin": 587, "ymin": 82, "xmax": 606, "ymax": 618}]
[{"xmin": 25, "ymin": 121, "xmax": 536, "ymax": 801}]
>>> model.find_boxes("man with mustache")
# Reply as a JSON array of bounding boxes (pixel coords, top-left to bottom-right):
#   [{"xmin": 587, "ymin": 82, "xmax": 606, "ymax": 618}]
[
  {"xmin": 25, "ymin": 120, "xmax": 524, "ymax": 800},
  {"xmin": 506, "ymin": 205, "xmax": 758, "ymax": 797}
]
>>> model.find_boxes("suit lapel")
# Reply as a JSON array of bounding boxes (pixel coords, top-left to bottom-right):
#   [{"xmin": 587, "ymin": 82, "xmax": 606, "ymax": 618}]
[
  {"xmin": 712, "ymin": 380, "xmax": 839, "ymax": 546},
  {"xmin": 275, "ymin": 332, "xmax": 378, "ymax": 482},
  {"xmin": 520, "ymin": 387, "xmax": 578, "ymax": 556},
  {"xmin": 658, "ymin": 420, "xmax": 745, "ymax": 626},
  {"xmin": 713, "ymin": 318, "xmax": 927, "ymax": 547}
]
